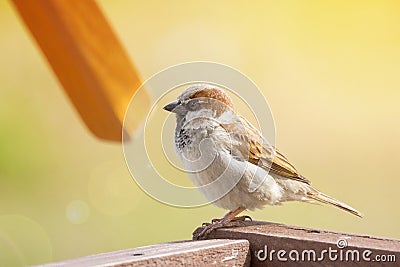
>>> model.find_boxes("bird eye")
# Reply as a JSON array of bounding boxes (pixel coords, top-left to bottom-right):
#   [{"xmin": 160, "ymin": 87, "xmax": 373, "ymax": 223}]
[{"xmin": 187, "ymin": 99, "xmax": 199, "ymax": 111}]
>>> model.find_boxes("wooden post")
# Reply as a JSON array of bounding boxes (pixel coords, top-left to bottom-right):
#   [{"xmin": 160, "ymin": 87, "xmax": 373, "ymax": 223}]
[
  {"xmin": 11, "ymin": 0, "xmax": 149, "ymax": 141},
  {"xmin": 194, "ymin": 221, "xmax": 400, "ymax": 266}
]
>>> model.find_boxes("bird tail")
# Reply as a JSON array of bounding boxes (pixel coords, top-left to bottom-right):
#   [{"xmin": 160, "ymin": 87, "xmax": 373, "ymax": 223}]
[{"xmin": 307, "ymin": 189, "xmax": 363, "ymax": 218}]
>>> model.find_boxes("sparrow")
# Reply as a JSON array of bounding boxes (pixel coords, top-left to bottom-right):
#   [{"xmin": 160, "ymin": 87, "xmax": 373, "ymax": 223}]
[{"xmin": 163, "ymin": 84, "xmax": 362, "ymax": 240}]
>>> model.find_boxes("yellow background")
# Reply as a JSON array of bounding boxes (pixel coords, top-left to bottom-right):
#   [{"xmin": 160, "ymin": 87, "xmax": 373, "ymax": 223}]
[{"xmin": 0, "ymin": 0, "xmax": 399, "ymax": 266}]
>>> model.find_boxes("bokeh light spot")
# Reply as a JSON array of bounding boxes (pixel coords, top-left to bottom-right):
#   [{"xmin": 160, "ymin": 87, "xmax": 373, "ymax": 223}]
[{"xmin": 65, "ymin": 200, "xmax": 90, "ymax": 225}]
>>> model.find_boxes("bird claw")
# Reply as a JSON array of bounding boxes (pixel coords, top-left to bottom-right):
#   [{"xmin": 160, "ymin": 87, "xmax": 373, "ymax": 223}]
[
  {"xmin": 194, "ymin": 221, "xmax": 225, "ymax": 240},
  {"xmin": 194, "ymin": 216, "xmax": 252, "ymax": 240},
  {"xmin": 211, "ymin": 218, "xmax": 222, "ymax": 223},
  {"xmin": 234, "ymin": 215, "xmax": 252, "ymax": 222},
  {"xmin": 202, "ymin": 218, "xmax": 221, "ymax": 226},
  {"xmin": 201, "ymin": 215, "xmax": 251, "ymax": 226}
]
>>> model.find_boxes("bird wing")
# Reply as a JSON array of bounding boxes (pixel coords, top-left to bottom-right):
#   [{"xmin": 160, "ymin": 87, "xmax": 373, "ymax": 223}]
[{"xmin": 221, "ymin": 115, "xmax": 311, "ymax": 185}]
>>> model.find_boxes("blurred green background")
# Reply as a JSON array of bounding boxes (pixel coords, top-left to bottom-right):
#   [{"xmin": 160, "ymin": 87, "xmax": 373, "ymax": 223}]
[{"xmin": 1, "ymin": 0, "xmax": 399, "ymax": 266}]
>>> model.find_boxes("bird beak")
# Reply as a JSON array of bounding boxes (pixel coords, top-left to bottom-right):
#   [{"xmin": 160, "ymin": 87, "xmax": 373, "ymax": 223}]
[{"xmin": 163, "ymin": 99, "xmax": 180, "ymax": 112}]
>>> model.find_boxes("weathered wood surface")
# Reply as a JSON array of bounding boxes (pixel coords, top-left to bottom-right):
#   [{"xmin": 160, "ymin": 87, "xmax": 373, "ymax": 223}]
[
  {"xmin": 36, "ymin": 239, "xmax": 250, "ymax": 267},
  {"xmin": 35, "ymin": 221, "xmax": 399, "ymax": 267},
  {"xmin": 194, "ymin": 221, "xmax": 399, "ymax": 267}
]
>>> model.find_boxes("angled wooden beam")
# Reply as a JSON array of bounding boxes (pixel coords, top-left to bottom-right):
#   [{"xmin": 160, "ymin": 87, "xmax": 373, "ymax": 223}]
[
  {"xmin": 37, "ymin": 239, "xmax": 250, "ymax": 267},
  {"xmin": 194, "ymin": 221, "xmax": 400, "ymax": 266},
  {"xmin": 12, "ymin": 0, "xmax": 149, "ymax": 141}
]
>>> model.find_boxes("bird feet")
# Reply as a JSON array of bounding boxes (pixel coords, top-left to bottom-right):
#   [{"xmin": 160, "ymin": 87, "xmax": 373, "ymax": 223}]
[
  {"xmin": 201, "ymin": 215, "xmax": 252, "ymax": 226},
  {"xmin": 194, "ymin": 215, "xmax": 252, "ymax": 240}
]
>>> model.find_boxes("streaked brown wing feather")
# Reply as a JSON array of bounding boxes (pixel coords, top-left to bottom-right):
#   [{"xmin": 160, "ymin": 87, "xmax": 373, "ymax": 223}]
[
  {"xmin": 221, "ymin": 116, "xmax": 311, "ymax": 185},
  {"xmin": 270, "ymin": 149, "xmax": 311, "ymax": 184}
]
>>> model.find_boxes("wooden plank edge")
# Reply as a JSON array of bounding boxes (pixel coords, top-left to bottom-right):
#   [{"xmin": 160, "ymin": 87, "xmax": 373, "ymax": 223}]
[{"xmin": 34, "ymin": 239, "xmax": 250, "ymax": 267}]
